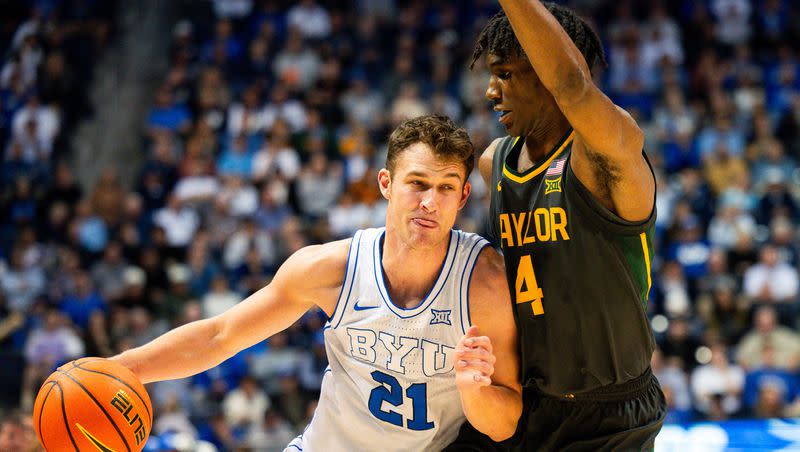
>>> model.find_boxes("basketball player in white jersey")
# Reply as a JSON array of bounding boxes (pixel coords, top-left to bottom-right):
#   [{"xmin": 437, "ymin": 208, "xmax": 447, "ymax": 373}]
[{"xmin": 110, "ymin": 115, "xmax": 521, "ymax": 451}]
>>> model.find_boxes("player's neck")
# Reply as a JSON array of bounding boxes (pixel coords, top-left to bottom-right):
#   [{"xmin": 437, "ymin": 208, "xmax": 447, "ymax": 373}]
[
  {"xmin": 380, "ymin": 231, "xmax": 450, "ymax": 309},
  {"xmin": 522, "ymin": 114, "xmax": 571, "ymax": 164}
]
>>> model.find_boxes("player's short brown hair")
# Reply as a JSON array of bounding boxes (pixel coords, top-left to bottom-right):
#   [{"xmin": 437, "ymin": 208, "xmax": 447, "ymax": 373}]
[{"xmin": 386, "ymin": 115, "xmax": 474, "ymax": 179}]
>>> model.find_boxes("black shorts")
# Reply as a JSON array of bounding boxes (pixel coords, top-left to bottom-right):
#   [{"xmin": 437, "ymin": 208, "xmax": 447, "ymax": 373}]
[{"xmin": 444, "ymin": 368, "xmax": 666, "ymax": 452}]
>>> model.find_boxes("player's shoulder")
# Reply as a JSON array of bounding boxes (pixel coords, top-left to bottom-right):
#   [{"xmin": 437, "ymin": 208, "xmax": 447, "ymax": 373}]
[
  {"xmin": 471, "ymin": 246, "xmax": 506, "ymax": 289},
  {"xmin": 480, "ymin": 137, "xmax": 505, "ymax": 165},
  {"xmin": 280, "ymin": 238, "xmax": 352, "ymax": 289},
  {"xmin": 468, "ymin": 245, "xmax": 514, "ymax": 331},
  {"xmin": 480, "ymin": 137, "xmax": 511, "ymax": 181},
  {"xmin": 468, "ymin": 244, "xmax": 509, "ymax": 309}
]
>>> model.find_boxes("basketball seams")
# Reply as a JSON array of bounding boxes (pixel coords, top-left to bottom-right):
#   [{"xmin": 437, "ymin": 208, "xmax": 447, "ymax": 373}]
[
  {"xmin": 55, "ymin": 381, "xmax": 81, "ymax": 451},
  {"xmin": 56, "ymin": 369, "xmax": 132, "ymax": 452},
  {"xmin": 67, "ymin": 357, "xmax": 106, "ymax": 371},
  {"xmin": 73, "ymin": 363, "xmax": 153, "ymax": 426},
  {"xmin": 36, "ymin": 381, "xmax": 57, "ymax": 451}
]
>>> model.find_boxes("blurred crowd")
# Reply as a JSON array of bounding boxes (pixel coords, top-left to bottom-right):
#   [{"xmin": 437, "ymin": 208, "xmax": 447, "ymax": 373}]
[{"xmin": 0, "ymin": 0, "xmax": 799, "ymax": 451}]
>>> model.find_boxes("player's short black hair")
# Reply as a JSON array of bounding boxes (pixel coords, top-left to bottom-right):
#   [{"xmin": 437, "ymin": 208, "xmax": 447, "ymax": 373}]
[{"xmin": 471, "ymin": 3, "xmax": 607, "ymax": 74}]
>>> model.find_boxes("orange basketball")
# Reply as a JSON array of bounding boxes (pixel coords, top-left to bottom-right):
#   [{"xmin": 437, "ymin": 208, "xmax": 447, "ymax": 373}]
[{"xmin": 32, "ymin": 357, "xmax": 153, "ymax": 452}]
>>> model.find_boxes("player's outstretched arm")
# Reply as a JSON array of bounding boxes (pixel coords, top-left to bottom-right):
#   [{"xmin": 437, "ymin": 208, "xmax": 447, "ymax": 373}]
[
  {"xmin": 110, "ymin": 240, "xmax": 348, "ymax": 384},
  {"xmin": 456, "ymin": 247, "xmax": 521, "ymax": 442},
  {"xmin": 499, "ymin": 0, "xmax": 654, "ymax": 222}
]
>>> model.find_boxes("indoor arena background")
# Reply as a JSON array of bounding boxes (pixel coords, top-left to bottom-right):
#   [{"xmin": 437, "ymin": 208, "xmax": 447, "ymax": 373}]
[{"xmin": 1, "ymin": 0, "xmax": 800, "ymax": 450}]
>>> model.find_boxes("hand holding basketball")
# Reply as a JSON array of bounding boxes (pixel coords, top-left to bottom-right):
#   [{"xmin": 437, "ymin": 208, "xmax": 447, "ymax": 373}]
[
  {"xmin": 455, "ymin": 326, "xmax": 497, "ymax": 392},
  {"xmin": 32, "ymin": 357, "xmax": 152, "ymax": 452}
]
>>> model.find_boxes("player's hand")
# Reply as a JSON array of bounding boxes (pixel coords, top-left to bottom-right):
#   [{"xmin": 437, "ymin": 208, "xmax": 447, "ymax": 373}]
[{"xmin": 455, "ymin": 325, "xmax": 496, "ymax": 393}]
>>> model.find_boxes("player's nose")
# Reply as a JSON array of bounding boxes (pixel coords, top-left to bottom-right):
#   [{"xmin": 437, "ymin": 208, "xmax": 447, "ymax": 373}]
[
  {"xmin": 485, "ymin": 78, "xmax": 501, "ymax": 101},
  {"xmin": 420, "ymin": 190, "xmax": 438, "ymax": 213}
]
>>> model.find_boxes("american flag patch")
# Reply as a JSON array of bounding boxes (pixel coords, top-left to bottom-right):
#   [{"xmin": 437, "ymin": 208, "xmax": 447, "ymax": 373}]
[{"xmin": 546, "ymin": 158, "xmax": 566, "ymax": 177}]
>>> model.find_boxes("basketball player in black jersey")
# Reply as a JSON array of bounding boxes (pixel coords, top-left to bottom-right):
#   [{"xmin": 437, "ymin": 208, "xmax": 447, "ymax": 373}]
[{"xmin": 446, "ymin": 1, "xmax": 666, "ymax": 451}]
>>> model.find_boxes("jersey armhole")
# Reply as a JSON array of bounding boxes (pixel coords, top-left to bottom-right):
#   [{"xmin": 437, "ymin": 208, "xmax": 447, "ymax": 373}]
[
  {"xmin": 459, "ymin": 239, "xmax": 491, "ymax": 336},
  {"xmin": 330, "ymin": 230, "xmax": 363, "ymax": 329},
  {"xmin": 564, "ymin": 150, "xmax": 657, "ymax": 236}
]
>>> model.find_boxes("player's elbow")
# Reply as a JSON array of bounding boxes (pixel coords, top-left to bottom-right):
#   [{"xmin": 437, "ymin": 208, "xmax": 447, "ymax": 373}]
[
  {"xmin": 487, "ymin": 419, "xmax": 518, "ymax": 442},
  {"xmin": 484, "ymin": 402, "xmax": 522, "ymax": 442},
  {"xmin": 211, "ymin": 317, "xmax": 239, "ymax": 359},
  {"xmin": 550, "ymin": 63, "xmax": 592, "ymax": 107}
]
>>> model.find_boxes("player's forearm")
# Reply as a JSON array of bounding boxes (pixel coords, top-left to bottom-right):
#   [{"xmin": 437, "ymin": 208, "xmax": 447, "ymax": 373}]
[
  {"xmin": 499, "ymin": 0, "xmax": 592, "ymax": 102},
  {"xmin": 110, "ymin": 318, "xmax": 233, "ymax": 384},
  {"xmin": 459, "ymin": 385, "xmax": 522, "ymax": 442}
]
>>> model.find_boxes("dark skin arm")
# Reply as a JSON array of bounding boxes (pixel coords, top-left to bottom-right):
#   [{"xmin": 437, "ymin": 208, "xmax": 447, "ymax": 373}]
[
  {"xmin": 499, "ymin": 0, "xmax": 655, "ymax": 222},
  {"xmin": 479, "ymin": 138, "xmax": 501, "ymax": 186}
]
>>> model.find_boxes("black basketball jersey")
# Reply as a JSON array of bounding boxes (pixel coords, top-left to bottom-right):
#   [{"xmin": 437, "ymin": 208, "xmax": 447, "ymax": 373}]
[{"xmin": 488, "ymin": 130, "xmax": 657, "ymax": 396}]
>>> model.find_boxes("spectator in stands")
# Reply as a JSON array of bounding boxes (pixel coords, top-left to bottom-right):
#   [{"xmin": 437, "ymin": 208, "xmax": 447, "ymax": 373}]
[
  {"xmin": 247, "ymin": 409, "xmax": 296, "ymax": 452},
  {"xmin": 60, "ymin": 270, "xmax": 106, "ymax": 330},
  {"xmin": 147, "ymin": 86, "xmax": 192, "ymax": 136},
  {"xmin": 0, "ymin": 411, "xmax": 37, "ymax": 452},
  {"xmin": 2, "ymin": 0, "xmax": 800, "ymax": 439},
  {"xmin": 287, "ymin": 0, "xmax": 331, "ymax": 40},
  {"xmin": 153, "ymin": 194, "xmax": 200, "ymax": 250},
  {"xmin": 652, "ymin": 349, "xmax": 692, "ymax": 423},
  {"xmin": 217, "ymin": 134, "xmax": 254, "ymax": 178},
  {"xmin": 295, "ymin": 152, "xmax": 342, "ymax": 220},
  {"xmin": 756, "ymin": 169, "xmax": 798, "ymax": 224},
  {"xmin": 743, "ymin": 343, "xmax": 800, "ymax": 416},
  {"xmin": 252, "ymin": 118, "xmax": 301, "ymax": 183},
  {"xmin": 699, "ymin": 278, "xmax": 750, "ymax": 345},
  {"xmin": 223, "ymin": 216, "xmax": 275, "ymax": 271},
  {"xmin": 202, "ymin": 275, "xmax": 240, "ymax": 318},
  {"xmin": 743, "ymin": 244, "xmax": 799, "ymax": 305},
  {"xmin": 659, "ymin": 316, "xmax": 703, "ymax": 371},
  {"xmin": 273, "ymin": 29, "xmax": 321, "ymax": 92},
  {"xmin": 90, "ymin": 241, "xmax": 128, "ymax": 303},
  {"xmin": 0, "ymin": 247, "xmax": 44, "ymax": 313},
  {"xmin": 21, "ymin": 309, "xmax": 84, "ymax": 409},
  {"xmin": 737, "ymin": 306, "xmax": 800, "ymax": 371},
  {"xmin": 691, "ymin": 341, "xmax": 745, "ymax": 420},
  {"xmin": 222, "ymin": 375, "xmax": 270, "ymax": 431}
]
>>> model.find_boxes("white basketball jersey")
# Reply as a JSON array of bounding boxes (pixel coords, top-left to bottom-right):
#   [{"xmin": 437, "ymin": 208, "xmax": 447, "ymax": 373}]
[{"xmin": 286, "ymin": 228, "xmax": 489, "ymax": 452}]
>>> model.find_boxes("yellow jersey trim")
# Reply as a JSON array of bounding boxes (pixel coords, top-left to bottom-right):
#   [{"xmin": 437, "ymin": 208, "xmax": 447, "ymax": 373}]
[
  {"xmin": 639, "ymin": 232, "xmax": 652, "ymax": 298},
  {"xmin": 502, "ymin": 131, "xmax": 575, "ymax": 184}
]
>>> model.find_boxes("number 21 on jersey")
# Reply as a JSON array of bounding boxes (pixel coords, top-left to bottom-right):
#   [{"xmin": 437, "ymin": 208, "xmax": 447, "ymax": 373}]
[{"xmin": 516, "ymin": 255, "xmax": 544, "ymax": 315}]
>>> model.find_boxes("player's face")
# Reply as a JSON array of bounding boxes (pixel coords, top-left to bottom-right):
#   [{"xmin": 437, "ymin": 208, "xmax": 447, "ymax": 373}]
[
  {"xmin": 380, "ymin": 143, "xmax": 471, "ymax": 250},
  {"xmin": 485, "ymin": 53, "xmax": 558, "ymax": 138}
]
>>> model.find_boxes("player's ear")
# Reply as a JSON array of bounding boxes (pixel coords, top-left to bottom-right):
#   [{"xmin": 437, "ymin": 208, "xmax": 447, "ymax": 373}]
[
  {"xmin": 378, "ymin": 168, "xmax": 391, "ymax": 200},
  {"xmin": 458, "ymin": 181, "xmax": 471, "ymax": 210}
]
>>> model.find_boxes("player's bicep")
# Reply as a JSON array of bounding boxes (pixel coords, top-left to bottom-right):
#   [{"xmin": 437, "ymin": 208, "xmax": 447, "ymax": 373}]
[
  {"xmin": 469, "ymin": 248, "xmax": 521, "ymax": 394},
  {"xmin": 483, "ymin": 302, "xmax": 520, "ymax": 394},
  {"xmin": 215, "ymin": 242, "xmax": 346, "ymax": 354},
  {"xmin": 557, "ymin": 87, "xmax": 644, "ymax": 162}
]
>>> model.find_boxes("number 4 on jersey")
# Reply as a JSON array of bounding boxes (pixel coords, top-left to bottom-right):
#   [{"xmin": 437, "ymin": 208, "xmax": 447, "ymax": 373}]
[{"xmin": 516, "ymin": 255, "xmax": 544, "ymax": 315}]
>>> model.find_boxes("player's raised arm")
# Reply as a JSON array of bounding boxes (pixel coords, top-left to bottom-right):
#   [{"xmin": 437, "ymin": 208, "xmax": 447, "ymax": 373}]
[
  {"xmin": 455, "ymin": 247, "xmax": 521, "ymax": 441},
  {"xmin": 498, "ymin": 0, "xmax": 654, "ymax": 222},
  {"xmin": 110, "ymin": 240, "xmax": 348, "ymax": 384}
]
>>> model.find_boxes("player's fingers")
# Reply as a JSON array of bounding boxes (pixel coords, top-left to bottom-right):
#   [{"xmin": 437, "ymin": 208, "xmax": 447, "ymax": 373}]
[
  {"xmin": 464, "ymin": 336, "xmax": 493, "ymax": 353},
  {"xmin": 466, "ymin": 325, "xmax": 481, "ymax": 337},
  {"xmin": 457, "ymin": 359, "xmax": 494, "ymax": 375},
  {"xmin": 454, "ymin": 347, "xmax": 496, "ymax": 364},
  {"xmin": 472, "ymin": 373, "xmax": 491, "ymax": 386}
]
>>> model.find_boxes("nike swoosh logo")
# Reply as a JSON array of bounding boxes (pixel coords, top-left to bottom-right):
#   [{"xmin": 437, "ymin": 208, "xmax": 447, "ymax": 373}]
[
  {"xmin": 353, "ymin": 300, "xmax": 378, "ymax": 311},
  {"xmin": 76, "ymin": 422, "xmax": 116, "ymax": 452}
]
